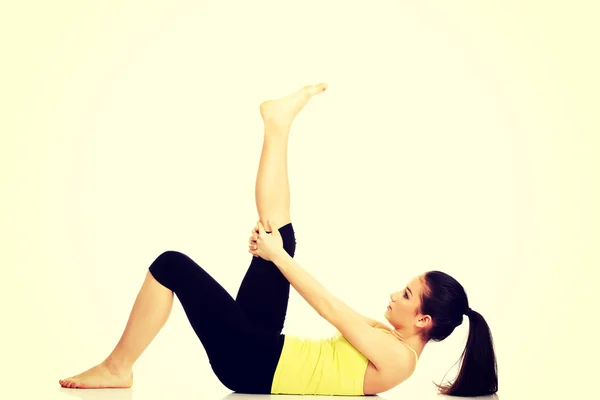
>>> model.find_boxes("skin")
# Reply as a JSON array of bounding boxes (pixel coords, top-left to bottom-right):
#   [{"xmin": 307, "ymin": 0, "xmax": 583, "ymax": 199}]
[
  {"xmin": 58, "ymin": 83, "xmax": 327, "ymax": 389},
  {"xmin": 59, "ymin": 82, "xmax": 432, "ymax": 391},
  {"xmin": 385, "ymin": 273, "xmax": 432, "ymax": 360}
]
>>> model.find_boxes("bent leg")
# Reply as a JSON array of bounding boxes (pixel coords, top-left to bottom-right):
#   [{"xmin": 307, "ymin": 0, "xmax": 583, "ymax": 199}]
[
  {"xmin": 59, "ymin": 263, "xmax": 175, "ymax": 389},
  {"xmin": 107, "ymin": 268, "xmax": 174, "ymax": 369},
  {"xmin": 149, "ymin": 250, "xmax": 283, "ymax": 394}
]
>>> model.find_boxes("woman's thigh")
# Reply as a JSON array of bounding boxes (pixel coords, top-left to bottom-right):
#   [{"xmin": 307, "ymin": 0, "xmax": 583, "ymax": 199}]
[
  {"xmin": 148, "ymin": 250, "xmax": 283, "ymax": 393},
  {"xmin": 235, "ymin": 222, "xmax": 296, "ymax": 334}
]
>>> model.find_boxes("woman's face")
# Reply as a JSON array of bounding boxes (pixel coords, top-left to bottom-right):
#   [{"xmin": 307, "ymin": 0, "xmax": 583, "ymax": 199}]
[{"xmin": 385, "ymin": 274, "xmax": 425, "ymax": 329}]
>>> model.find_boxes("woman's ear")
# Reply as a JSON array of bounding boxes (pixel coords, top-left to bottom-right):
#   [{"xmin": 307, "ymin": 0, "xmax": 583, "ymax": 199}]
[{"xmin": 416, "ymin": 314, "xmax": 432, "ymax": 329}]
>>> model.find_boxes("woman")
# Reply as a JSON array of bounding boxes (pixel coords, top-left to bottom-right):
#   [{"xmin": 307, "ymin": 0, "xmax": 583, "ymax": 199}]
[{"xmin": 59, "ymin": 83, "xmax": 498, "ymax": 397}]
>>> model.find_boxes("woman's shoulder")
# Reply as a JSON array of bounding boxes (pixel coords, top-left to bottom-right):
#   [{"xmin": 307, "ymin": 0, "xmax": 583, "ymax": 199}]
[{"xmin": 374, "ymin": 326, "xmax": 393, "ymax": 333}]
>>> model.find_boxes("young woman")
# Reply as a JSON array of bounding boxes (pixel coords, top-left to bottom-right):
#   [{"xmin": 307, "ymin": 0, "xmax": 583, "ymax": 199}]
[{"xmin": 59, "ymin": 83, "xmax": 498, "ymax": 397}]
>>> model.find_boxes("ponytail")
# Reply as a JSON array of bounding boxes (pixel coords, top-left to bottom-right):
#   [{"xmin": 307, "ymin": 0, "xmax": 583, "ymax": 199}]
[{"xmin": 435, "ymin": 309, "xmax": 498, "ymax": 397}]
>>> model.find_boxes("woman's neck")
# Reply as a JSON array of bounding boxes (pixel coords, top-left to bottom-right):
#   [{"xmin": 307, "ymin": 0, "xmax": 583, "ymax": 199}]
[{"xmin": 390, "ymin": 329, "xmax": 425, "ymax": 353}]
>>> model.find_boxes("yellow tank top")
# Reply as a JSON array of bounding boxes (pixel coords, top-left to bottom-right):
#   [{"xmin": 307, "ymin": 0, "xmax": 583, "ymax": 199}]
[{"xmin": 270, "ymin": 327, "xmax": 419, "ymax": 395}]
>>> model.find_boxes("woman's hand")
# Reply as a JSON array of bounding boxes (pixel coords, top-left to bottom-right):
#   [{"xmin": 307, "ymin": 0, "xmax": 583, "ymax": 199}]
[
  {"xmin": 248, "ymin": 219, "xmax": 284, "ymax": 262},
  {"xmin": 248, "ymin": 222, "xmax": 260, "ymax": 257}
]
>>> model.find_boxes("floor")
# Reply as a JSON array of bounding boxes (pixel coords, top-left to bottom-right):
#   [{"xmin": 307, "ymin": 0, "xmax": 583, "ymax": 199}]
[
  {"xmin": 49, "ymin": 387, "xmax": 500, "ymax": 400},
  {"xmin": 40, "ymin": 378, "xmax": 501, "ymax": 400}
]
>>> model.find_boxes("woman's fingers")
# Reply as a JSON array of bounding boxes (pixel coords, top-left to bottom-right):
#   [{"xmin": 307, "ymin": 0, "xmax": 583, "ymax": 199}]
[
  {"xmin": 249, "ymin": 225, "xmax": 260, "ymax": 258},
  {"xmin": 249, "ymin": 225, "xmax": 259, "ymax": 258}
]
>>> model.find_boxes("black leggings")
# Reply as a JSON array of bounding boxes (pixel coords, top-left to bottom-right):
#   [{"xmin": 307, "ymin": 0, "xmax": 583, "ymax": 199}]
[{"xmin": 148, "ymin": 222, "xmax": 296, "ymax": 394}]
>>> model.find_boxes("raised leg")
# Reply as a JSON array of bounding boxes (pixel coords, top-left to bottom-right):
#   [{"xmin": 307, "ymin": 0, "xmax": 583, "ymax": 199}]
[
  {"xmin": 255, "ymin": 124, "xmax": 292, "ymax": 227},
  {"xmin": 235, "ymin": 83, "xmax": 327, "ymax": 333},
  {"xmin": 254, "ymin": 82, "xmax": 328, "ymax": 228}
]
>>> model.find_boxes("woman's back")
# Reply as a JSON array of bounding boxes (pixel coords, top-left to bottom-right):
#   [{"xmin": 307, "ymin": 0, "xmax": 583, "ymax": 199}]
[
  {"xmin": 271, "ymin": 327, "xmax": 419, "ymax": 396},
  {"xmin": 271, "ymin": 330, "xmax": 370, "ymax": 395}
]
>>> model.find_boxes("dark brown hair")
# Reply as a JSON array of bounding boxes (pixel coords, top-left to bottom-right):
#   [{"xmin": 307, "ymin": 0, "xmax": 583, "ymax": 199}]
[{"xmin": 420, "ymin": 271, "xmax": 498, "ymax": 397}]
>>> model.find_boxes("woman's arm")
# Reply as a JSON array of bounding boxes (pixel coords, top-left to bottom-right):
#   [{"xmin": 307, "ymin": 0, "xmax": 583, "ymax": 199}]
[
  {"xmin": 361, "ymin": 315, "xmax": 394, "ymax": 331},
  {"xmin": 270, "ymin": 250, "xmax": 402, "ymax": 371},
  {"xmin": 270, "ymin": 250, "xmax": 340, "ymax": 320},
  {"xmin": 269, "ymin": 250, "xmax": 391, "ymax": 330}
]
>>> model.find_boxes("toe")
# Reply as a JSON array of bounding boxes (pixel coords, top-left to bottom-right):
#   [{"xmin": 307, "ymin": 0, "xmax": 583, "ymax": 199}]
[{"xmin": 304, "ymin": 83, "xmax": 327, "ymax": 96}]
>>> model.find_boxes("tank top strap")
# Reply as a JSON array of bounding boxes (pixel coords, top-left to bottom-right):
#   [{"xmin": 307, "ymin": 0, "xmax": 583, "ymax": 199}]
[
  {"xmin": 377, "ymin": 328, "xmax": 419, "ymax": 364},
  {"xmin": 401, "ymin": 342, "xmax": 419, "ymax": 364}
]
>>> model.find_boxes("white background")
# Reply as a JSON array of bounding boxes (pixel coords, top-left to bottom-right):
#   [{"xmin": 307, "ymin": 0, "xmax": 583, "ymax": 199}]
[{"xmin": 2, "ymin": 1, "xmax": 598, "ymax": 399}]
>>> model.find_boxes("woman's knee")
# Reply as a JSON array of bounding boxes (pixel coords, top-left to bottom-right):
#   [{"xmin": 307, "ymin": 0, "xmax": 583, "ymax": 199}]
[
  {"xmin": 149, "ymin": 250, "xmax": 193, "ymax": 281},
  {"xmin": 158, "ymin": 250, "xmax": 196, "ymax": 265},
  {"xmin": 151, "ymin": 250, "xmax": 180, "ymax": 269},
  {"xmin": 278, "ymin": 223, "xmax": 297, "ymax": 257}
]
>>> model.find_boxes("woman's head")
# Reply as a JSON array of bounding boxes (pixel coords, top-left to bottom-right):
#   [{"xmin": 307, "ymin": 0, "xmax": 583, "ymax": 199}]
[
  {"xmin": 387, "ymin": 270, "xmax": 498, "ymax": 397},
  {"xmin": 385, "ymin": 273, "xmax": 431, "ymax": 333}
]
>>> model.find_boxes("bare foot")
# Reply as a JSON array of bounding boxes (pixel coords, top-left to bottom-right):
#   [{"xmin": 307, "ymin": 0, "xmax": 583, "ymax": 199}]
[
  {"xmin": 260, "ymin": 83, "xmax": 328, "ymax": 129},
  {"xmin": 59, "ymin": 359, "xmax": 133, "ymax": 389}
]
